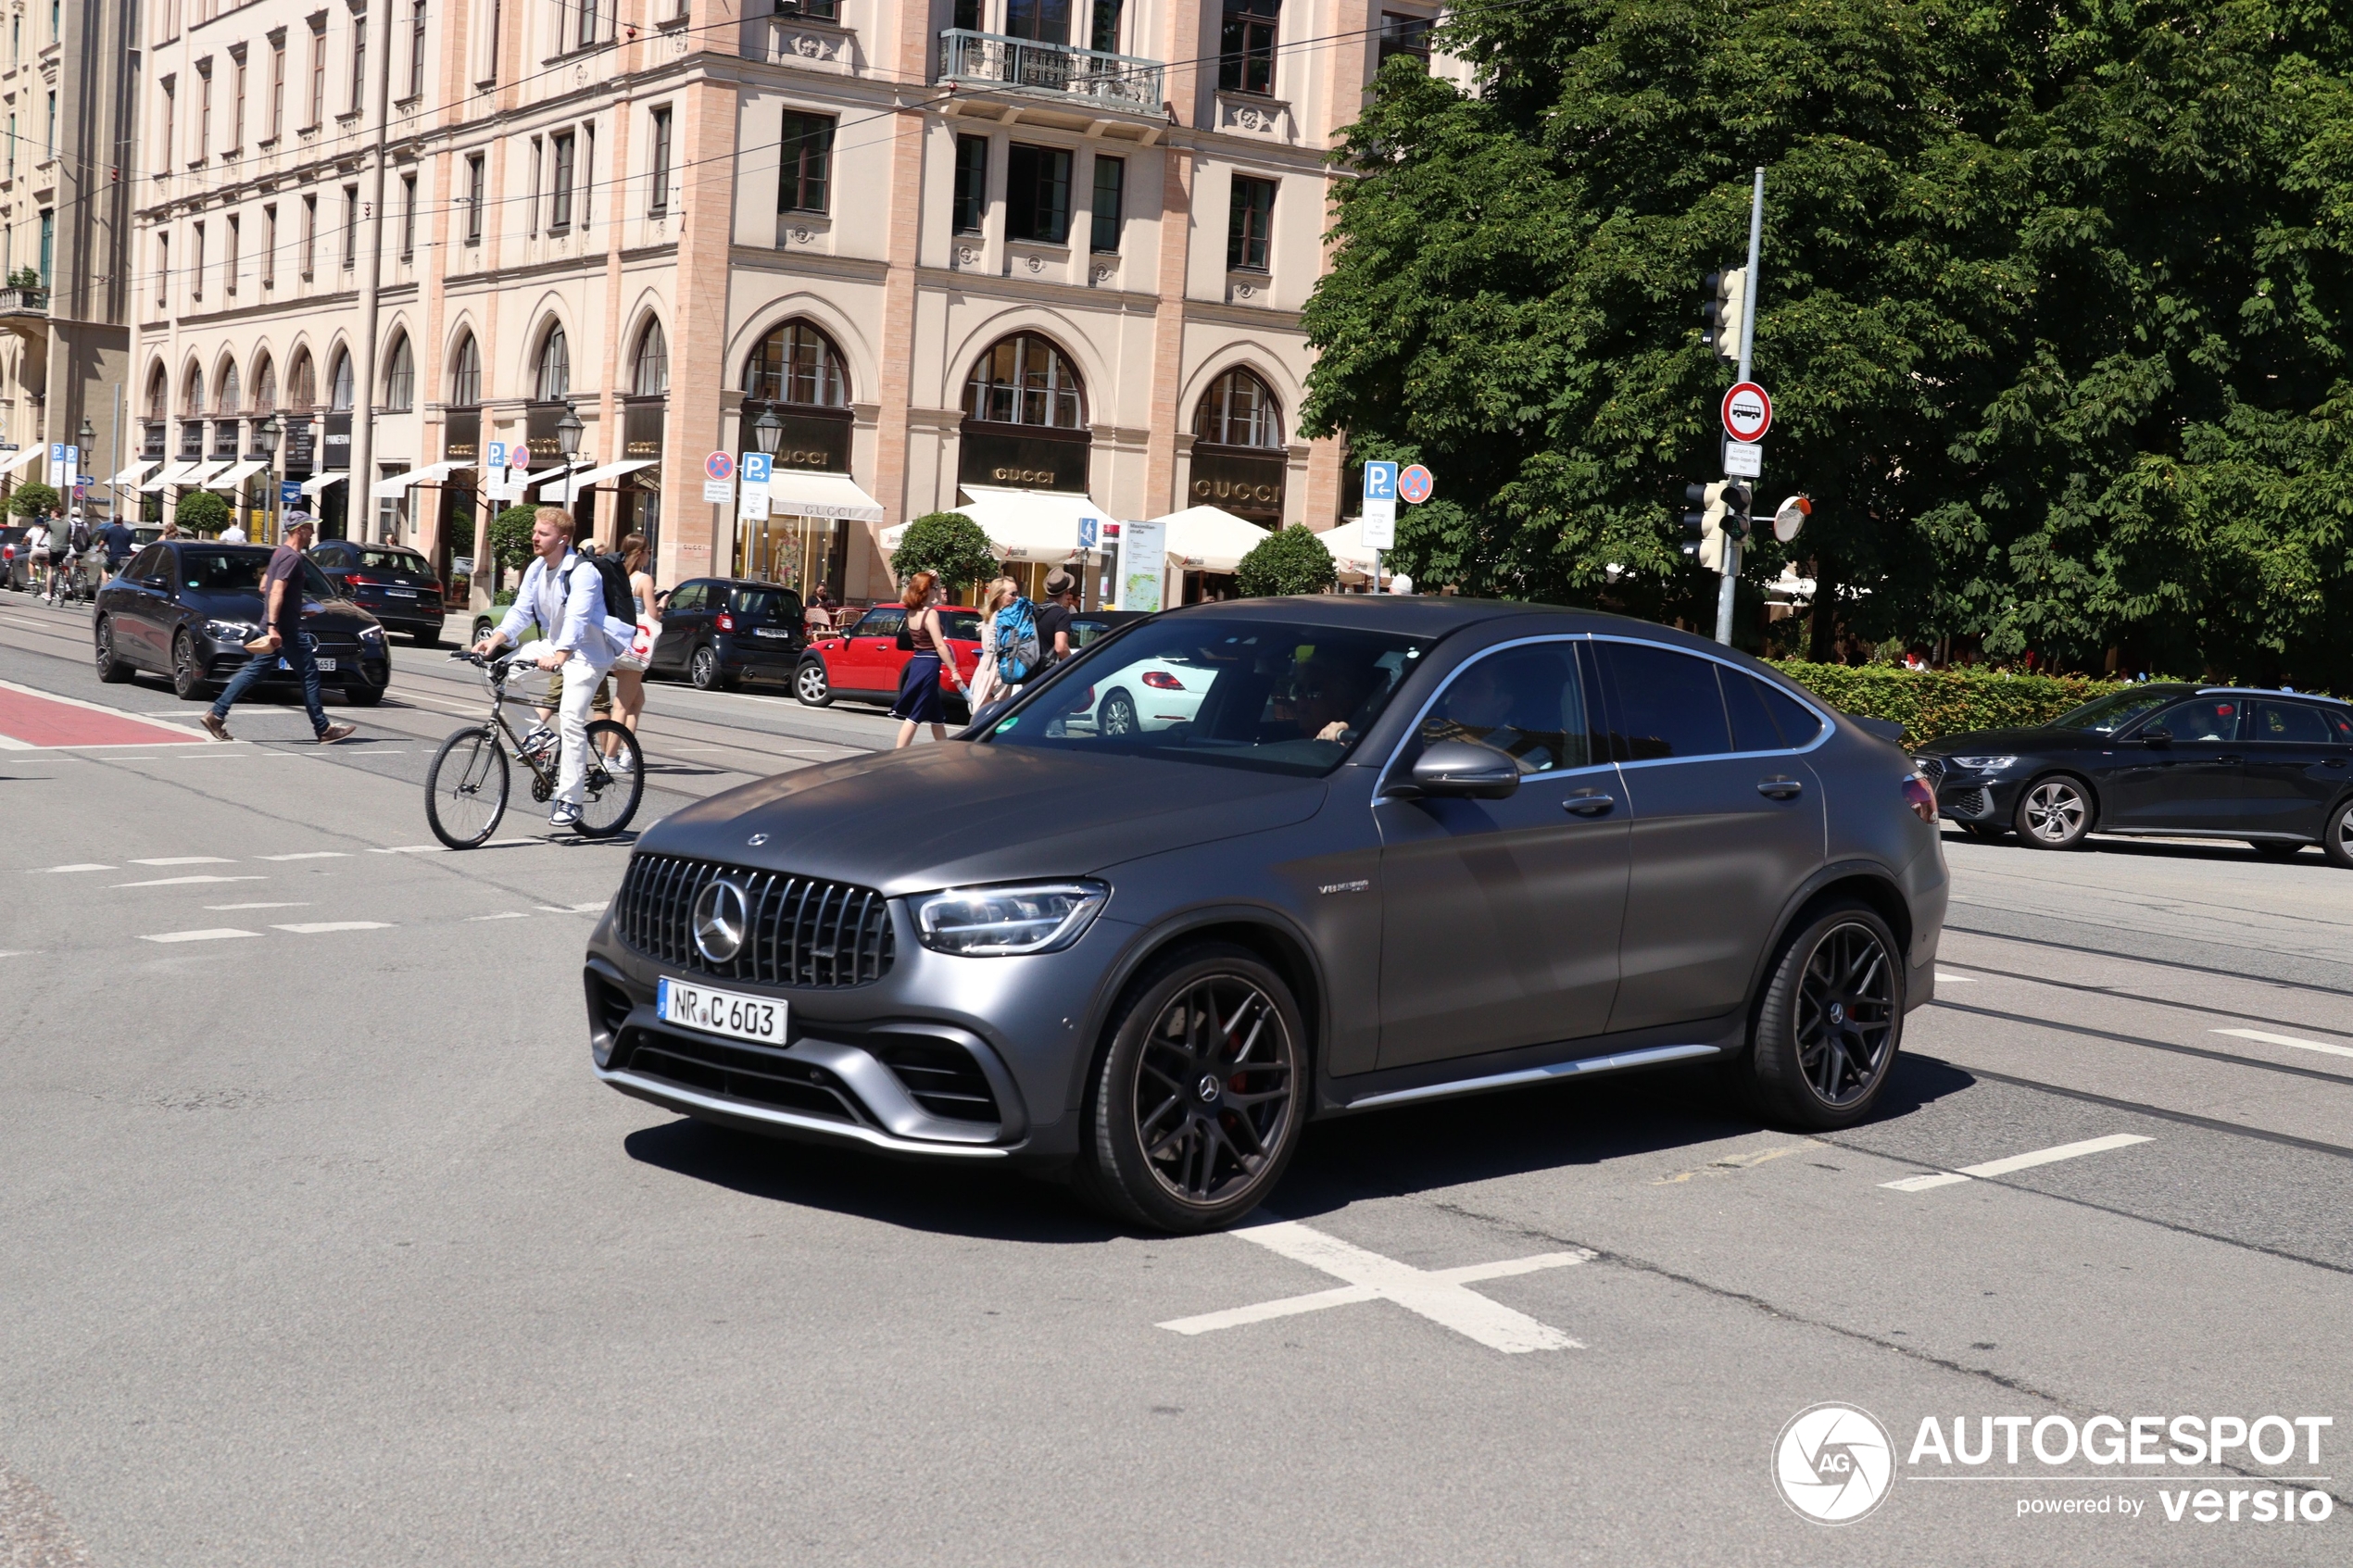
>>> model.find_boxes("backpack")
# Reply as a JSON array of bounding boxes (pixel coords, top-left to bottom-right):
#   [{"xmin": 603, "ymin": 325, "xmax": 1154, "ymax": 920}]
[
  {"xmin": 994, "ymin": 597, "xmax": 1042, "ymax": 683},
  {"xmin": 69, "ymin": 520, "xmax": 91, "ymax": 552},
  {"xmin": 560, "ymin": 551, "xmax": 638, "ymax": 639}
]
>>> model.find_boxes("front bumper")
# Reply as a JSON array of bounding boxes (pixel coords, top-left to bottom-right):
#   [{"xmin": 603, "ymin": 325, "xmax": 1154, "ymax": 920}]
[{"xmin": 196, "ymin": 633, "xmax": 390, "ymax": 687}]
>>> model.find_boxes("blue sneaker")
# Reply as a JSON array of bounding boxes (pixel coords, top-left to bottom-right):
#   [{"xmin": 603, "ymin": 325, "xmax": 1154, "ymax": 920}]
[{"xmin": 549, "ymin": 801, "xmax": 583, "ymax": 830}]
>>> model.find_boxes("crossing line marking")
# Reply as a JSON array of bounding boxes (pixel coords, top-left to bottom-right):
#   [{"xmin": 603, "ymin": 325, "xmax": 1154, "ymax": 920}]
[
  {"xmin": 271, "ymin": 922, "xmax": 396, "ymax": 935},
  {"xmin": 112, "ymin": 874, "xmax": 267, "ymax": 888},
  {"xmin": 536, "ymin": 901, "xmax": 608, "ymax": 914},
  {"xmin": 2214, "ymin": 1028, "xmax": 2353, "ymax": 1061},
  {"xmin": 1934, "ymin": 972, "xmax": 1977, "ymax": 984},
  {"xmin": 467, "ymin": 911, "xmax": 530, "ymax": 921},
  {"xmin": 140, "ymin": 928, "xmax": 261, "ymax": 944},
  {"xmin": 129, "ymin": 857, "xmax": 234, "ymax": 866},
  {"xmin": 26, "ymin": 863, "xmax": 114, "ymax": 873},
  {"xmin": 1881, "ymin": 1134, "xmax": 2154, "ymax": 1192},
  {"xmin": 368, "ymin": 845, "xmax": 447, "ymax": 855},
  {"xmin": 1160, "ymin": 1220, "xmax": 1591, "ymax": 1353},
  {"xmin": 207, "ymin": 902, "xmax": 310, "ymax": 910},
  {"xmin": 259, "ymin": 851, "xmax": 350, "ymax": 861}
]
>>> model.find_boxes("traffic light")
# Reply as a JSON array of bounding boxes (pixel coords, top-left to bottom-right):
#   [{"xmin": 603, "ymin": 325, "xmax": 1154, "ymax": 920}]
[
  {"xmin": 1701, "ymin": 268, "xmax": 1747, "ymax": 362},
  {"xmin": 1720, "ymin": 481, "xmax": 1754, "ymax": 543},
  {"xmin": 1682, "ymin": 482, "xmax": 1729, "ymax": 571}
]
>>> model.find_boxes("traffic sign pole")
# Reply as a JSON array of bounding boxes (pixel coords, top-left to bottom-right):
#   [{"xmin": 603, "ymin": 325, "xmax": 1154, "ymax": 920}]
[{"xmin": 1717, "ymin": 167, "xmax": 1766, "ymax": 647}]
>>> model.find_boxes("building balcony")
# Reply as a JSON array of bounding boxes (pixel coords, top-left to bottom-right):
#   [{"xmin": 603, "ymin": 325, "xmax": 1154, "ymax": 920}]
[
  {"xmin": 0, "ymin": 283, "xmax": 47, "ymax": 314},
  {"xmin": 938, "ymin": 30, "xmax": 1163, "ymax": 116}
]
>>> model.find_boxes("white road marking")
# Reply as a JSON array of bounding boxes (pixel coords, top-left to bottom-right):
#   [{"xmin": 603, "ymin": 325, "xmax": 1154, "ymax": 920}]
[
  {"xmin": 2214, "ymin": 1028, "xmax": 2353, "ymax": 1061},
  {"xmin": 111, "ymin": 874, "xmax": 268, "ymax": 888},
  {"xmin": 1934, "ymin": 972, "xmax": 1977, "ymax": 984},
  {"xmin": 536, "ymin": 901, "xmax": 608, "ymax": 914},
  {"xmin": 467, "ymin": 911, "xmax": 530, "ymax": 922},
  {"xmin": 1160, "ymin": 1220, "xmax": 1590, "ymax": 1353},
  {"xmin": 28, "ymin": 863, "xmax": 114, "ymax": 873},
  {"xmin": 129, "ymin": 856, "xmax": 235, "ymax": 866},
  {"xmin": 271, "ymin": 922, "xmax": 396, "ymax": 935},
  {"xmin": 206, "ymin": 902, "xmax": 311, "ymax": 910},
  {"xmin": 140, "ymin": 928, "xmax": 261, "ymax": 944},
  {"xmin": 367, "ymin": 845, "xmax": 447, "ymax": 855},
  {"xmin": 1881, "ymin": 1134, "xmax": 2155, "ymax": 1192},
  {"xmin": 258, "ymin": 851, "xmax": 350, "ymax": 861}
]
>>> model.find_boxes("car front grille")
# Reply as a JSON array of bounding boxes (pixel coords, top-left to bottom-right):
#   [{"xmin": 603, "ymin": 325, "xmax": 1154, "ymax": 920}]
[
  {"xmin": 876, "ymin": 1039, "xmax": 1001, "ymax": 1124},
  {"xmin": 1941, "ymin": 785, "xmax": 1994, "ymax": 820},
  {"xmin": 616, "ymin": 1027, "xmax": 865, "ymax": 1123},
  {"xmin": 615, "ymin": 854, "xmax": 895, "ymax": 987},
  {"xmin": 1916, "ymin": 756, "xmax": 1946, "ymax": 784}
]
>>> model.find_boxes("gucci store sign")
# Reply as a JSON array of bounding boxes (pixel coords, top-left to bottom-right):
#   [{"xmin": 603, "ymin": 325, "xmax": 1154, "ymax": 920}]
[
  {"xmin": 1189, "ymin": 446, "xmax": 1287, "ymax": 522},
  {"xmin": 958, "ymin": 424, "xmax": 1091, "ymax": 494}
]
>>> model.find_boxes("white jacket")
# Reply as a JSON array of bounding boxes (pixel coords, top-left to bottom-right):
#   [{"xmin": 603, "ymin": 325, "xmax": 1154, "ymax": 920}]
[{"xmin": 494, "ymin": 552, "xmax": 634, "ymax": 666}]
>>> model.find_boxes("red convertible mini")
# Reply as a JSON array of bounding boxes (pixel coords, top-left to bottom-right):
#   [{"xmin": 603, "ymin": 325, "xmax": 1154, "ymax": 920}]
[{"xmin": 793, "ymin": 603, "xmax": 986, "ymax": 716}]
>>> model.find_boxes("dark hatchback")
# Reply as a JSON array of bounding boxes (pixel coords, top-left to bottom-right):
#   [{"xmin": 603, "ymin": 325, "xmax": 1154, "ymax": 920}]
[
  {"xmin": 92, "ymin": 540, "xmax": 392, "ymax": 704},
  {"xmin": 308, "ymin": 540, "xmax": 447, "ymax": 645},
  {"xmin": 583, "ymin": 597, "xmax": 1950, "ymax": 1233},
  {"xmin": 1915, "ymin": 684, "xmax": 2353, "ymax": 865},
  {"xmin": 648, "ymin": 578, "xmax": 806, "ymax": 690}
]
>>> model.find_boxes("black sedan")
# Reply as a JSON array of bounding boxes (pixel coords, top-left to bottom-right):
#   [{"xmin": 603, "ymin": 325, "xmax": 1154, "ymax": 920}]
[
  {"xmin": 308, "ymin": 540, "xmax": 447, "ymax": 645},
  {"xmin": 92, "ymin": 540, "xmax": 393, "ymax": 704},
  {"xmin": 1914, "ymin": 684, "xmax": 2353, "ymax": 865}
]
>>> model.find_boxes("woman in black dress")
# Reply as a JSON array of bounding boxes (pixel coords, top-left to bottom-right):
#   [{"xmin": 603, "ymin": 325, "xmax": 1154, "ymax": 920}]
[{"xmin": 890, "ymin": 571, "xmax": 969, "ymax": 747}]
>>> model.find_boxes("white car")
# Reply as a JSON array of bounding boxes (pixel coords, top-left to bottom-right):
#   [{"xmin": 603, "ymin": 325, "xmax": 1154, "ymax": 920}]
[{"xmin": 1082, "ymin": 653, "xmax": 1213, "ymax": 735}]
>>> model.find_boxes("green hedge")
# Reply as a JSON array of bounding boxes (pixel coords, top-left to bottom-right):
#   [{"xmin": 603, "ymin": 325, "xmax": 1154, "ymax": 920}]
[{"xmin": 1768, "ymin": 662, "xmax": 2128, "ymax": 746}]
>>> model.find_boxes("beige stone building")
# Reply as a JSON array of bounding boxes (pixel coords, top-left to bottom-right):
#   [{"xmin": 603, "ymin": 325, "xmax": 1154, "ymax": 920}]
[{"xmin": 130, "ymin": 0, "xmax": 1444, "ymax": 606}]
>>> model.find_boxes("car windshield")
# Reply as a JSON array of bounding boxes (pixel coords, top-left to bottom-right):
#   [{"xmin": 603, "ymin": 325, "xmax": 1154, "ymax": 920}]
[
  {"xmin": 2047, "ymin": 688, "xmax": 2183, "ymax": 734},
  {"xmin": 984, "ymin": 618, "xmax": 1431, "ymax": 777},
  {"xmin": 355, "ymin": 547, "xmax": 429, "ymax": 572},
  {"xmin": 181, "ymin": 547, "xmax": 333, "ymax": 598},
  {"xmin": 730, "ymin": 586, "xmax": 802, "ymax": 621}
]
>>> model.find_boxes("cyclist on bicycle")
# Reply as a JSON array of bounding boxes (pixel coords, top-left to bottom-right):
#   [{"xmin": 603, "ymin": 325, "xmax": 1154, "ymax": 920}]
[
  {"xmin": 45, "ymin": 516, "xmax": 86, "ymax": 606},
  {"xmin": 21, "ymin": 517, "xmax": 51, "ymax": 596},
  {"xmin": 470, "ymin": 507, "xmax": 633, "ymax": 831}
]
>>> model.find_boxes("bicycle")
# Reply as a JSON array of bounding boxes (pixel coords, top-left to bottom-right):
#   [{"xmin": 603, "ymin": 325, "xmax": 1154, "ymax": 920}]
[
  {"xmin": 424, "ymin": 650, "xmax": 644, "ymax": 848},
  {"xmin": 44, "ymin": 552, "xmax": 90, "ymax": 608}
]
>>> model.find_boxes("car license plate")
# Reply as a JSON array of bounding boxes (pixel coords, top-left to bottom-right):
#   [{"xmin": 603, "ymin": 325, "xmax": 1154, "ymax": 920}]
[
  {"xmin": 657, "ymin": 977, "xmax": 787, "ymax": 1046},
  {"xmin": 754, "ymin": 628, "xmax": 791, "ymax": 638},
  {"xmin": 386, "ymin": 587, "xmax": 416, "ymax": 597},
  {"xmin": 277, "ymin": 657, "xmax": 338, "ymax": 671}
]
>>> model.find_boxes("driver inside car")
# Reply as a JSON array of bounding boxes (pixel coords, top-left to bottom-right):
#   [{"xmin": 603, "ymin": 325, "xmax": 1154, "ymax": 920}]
[{"xmin": 1416, "ymin": 653, "xmax": 1579, "ymax": 772}]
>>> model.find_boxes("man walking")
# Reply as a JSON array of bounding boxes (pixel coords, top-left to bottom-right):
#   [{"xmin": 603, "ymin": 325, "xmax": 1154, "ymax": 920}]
[
  {"xmin": 471, "ymin": 507, "xmax": 631, "ymax": 830},
  {"xmin": 200, "ymin": 516, "xmax": 357, "ymax": 746}
]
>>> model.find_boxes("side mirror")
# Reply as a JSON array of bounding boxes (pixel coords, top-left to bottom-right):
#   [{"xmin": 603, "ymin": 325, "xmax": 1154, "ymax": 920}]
[
  {"xmin": 2142, "ymin": 727, "xmax": 2172, "ymax": 748},
  {"xmin": 1392, "ymin": 740, "xmax": 1522, "ymax": 800}
]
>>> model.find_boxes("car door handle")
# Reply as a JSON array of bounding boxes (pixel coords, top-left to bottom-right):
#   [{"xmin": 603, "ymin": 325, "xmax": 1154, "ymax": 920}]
[
  {"xmin": 1757, "ymin": 777, "xmax": 1805, "ymax": 800},
  {"xmin": 1562, "ymin": 791, "xmax": 1615, "ymax": 816}
]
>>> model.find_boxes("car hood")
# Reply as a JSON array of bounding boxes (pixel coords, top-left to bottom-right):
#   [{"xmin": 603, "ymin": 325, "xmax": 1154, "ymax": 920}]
[
  {"xmin": 181, "ymin": 589, "xmax": 380, "ymax": 631},
  {"xmin": 1915, "ymin": 726, "xmax": 2076, "ymax": 756},
  {"xmin": 641, "ymin": 743, "xmax": 1329, "ymax": 895}
]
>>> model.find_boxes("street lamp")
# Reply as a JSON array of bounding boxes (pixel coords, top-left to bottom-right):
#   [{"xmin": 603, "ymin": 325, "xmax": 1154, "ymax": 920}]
[
  {"xmin": 555, "ymin": 399, "xmax": 585, "ymax": 508},
  {"xmin": 752, "ymin": 405, "xmax": 783, "ymax": 458},
  {"xmin": 253, "ymin": 414, "xmax": 282, "ymax": 546}
]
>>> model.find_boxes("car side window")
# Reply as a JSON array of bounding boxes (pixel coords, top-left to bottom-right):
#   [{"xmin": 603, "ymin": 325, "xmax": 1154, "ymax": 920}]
[
  {"xmin": 1599, "ymin": 642, "xmax": 1732, "ymax": 761},
  {"xmin": 1723, "ymin": 671, "xmax": 1790, "ymax": 753},
  {"xmin": 2327, "ymin": 709, "xmax": 2353, "ymax": 743},
  {"xmin": 668, "ymin": 583, "xmax": 706, "ymax": 614},
  {"xmin": 2151, "ymin": 698, "xmax": 2241, "ymax": 742},
  {"xmin": 126, "ymin": 545, "xmax": 164, "ymax": 580},
  {"xmin": 1756, "ymin": 680, "xmax": 1825, "ymax": 746},
  {"xmin": 1416, "ymin": 642, "xmax": 1594, "ymax": 775},
  {"xmin": 853, "ymin": 608, "xmax": 907, "ymax": 639},
  {"xmin": 2249, "ymin": 701, "xmax": 2332, "ymax": 745}
]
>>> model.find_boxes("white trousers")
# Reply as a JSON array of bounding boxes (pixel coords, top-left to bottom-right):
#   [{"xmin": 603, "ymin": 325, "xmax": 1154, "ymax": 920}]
[{"xmin": 555, "ymin": 651, "xmax": 613, "ymax": 806}]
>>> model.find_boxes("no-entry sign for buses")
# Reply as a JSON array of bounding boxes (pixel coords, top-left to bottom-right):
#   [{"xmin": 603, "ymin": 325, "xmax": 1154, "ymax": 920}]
[{"xmin": 1721, "ymin": 382, "xmax": 1772, "ymax": 444}]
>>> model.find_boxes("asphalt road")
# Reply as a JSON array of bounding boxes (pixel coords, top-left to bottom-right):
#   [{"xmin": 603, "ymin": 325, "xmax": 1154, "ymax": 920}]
[{"xmin": 3, "ymin": 589, "xmax": 2348, "ymax": 1565}]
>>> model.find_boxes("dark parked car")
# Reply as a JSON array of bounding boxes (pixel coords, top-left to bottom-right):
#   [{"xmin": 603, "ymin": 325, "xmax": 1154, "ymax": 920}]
[
  {"xmin": 792, "ymin": 601, "xmax": 985, "ymax": 713},
  {"xmin": 646, "ymin": 577, "xmax": 810, "ymax": 691},
  {"xmin": 1914, "ymin": 684, "xmax": 2353, "ymax": 865},
  {"xmin": 0, "ymin": 523, "xmax": 30, "ymax": 588},
  {"xmin": 308, "ymin": 540, "xmax": 447, "ymax": 645},
  {"xmin": 584, "ymin": 598, "xmax": 1949, "ymax": 1232},
  {"xmin": 92, "ymin": 540, "xmax": 392, "ymax": 704}
]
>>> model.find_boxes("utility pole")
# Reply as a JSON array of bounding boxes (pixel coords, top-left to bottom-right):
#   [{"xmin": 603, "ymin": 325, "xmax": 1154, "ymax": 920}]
[
  {"xmin": 1716, "ymin": 167, "xmax": 1765, "ymax": 646},
  {"xmin": 348, "ymin": 0, "xmax": 396, "ymax": 544}
]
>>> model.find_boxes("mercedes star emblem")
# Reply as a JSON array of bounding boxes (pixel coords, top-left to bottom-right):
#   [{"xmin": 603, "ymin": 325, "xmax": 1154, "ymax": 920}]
[
  {"xmin": 691, "ymin": 880, "xmax": 749, "ymax": 964},
  {"xmin": 747, "ymin": 833, "xmax": 769, "ymax": 847}
]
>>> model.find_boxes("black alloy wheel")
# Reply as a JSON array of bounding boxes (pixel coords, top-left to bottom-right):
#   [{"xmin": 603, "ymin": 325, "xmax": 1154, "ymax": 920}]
[
  {"xmin": 689, "ymin": 645, "xmax": 725, "ymax": 691},
  {"xmin": 2323, "ymin": 797, "xmax": 2353, "ymax": 871},
  {"xmin": 1099, "ymin": 689, "xmax": 1139, "ymax": 736},
  {"xmin": 2014, "ymin": 774, "xmax": 2094, "ymax": 849},
  {"xmin": 94, "ymin": 619, "xmax": 132, "ymax": 683},
  {"xmin": 1736, "ymin": 900, "xmax": 1904, "ymax": 1130},
  {"xmin": 1076, "ymin": 943, "xmax": 1306, "ymax": 1233},
  {"xmin": 793, "ymin": 659, "xmax": 834, "ymax": 708},
  {"xmin": 170, "ymin": 630, "xmax": 209, "ymax": 700}
]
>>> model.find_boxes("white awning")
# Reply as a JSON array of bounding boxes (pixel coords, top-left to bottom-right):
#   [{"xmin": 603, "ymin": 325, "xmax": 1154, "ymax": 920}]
[
  {"xmin": 174, "ymin": 460, "xmax": 228, "ymax": 489},
  {"xmin": 534, "ymin": 458, "xmax": 655, "ymax": 499},
  {"xmin": 206, "ymin": 459, "xmax": 271, "ymax": 490},
  {"xmin": 1313, "ymin": 519, "xmax": 1383, "ymax": 577},
  {"xmin": 108, "ymin": 459, "xmax": 159, "ymax": 486},
  {"xmin": 764, "ymin": 469, "xmax": 885, "ymax": 522},
  {"xmin": 139, "ymin": 461, "xmax": 196, "ymax": 492},
  {"xmin": 370, "ymin": 460, "xmax": 468, "ymax": 498},
  {"xmin": 1153, "ymin": 504, "xmax": 1277, "ymax": 574},
  {"xmin": 300, "ymin": 471, "xmax": 348, "ymax": 497},
  {"xmin": 0, "ymin": 445, "xmax": 46, "ymax": 475},
  {"xmin": 885, "ymin": 485, "xmax": 1110, "ymax": 561}
]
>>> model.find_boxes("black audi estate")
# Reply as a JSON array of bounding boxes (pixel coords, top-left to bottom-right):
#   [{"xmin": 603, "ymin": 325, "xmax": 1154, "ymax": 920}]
[{"xmin": 584, "ymin": 598, "xmax": 1949, "ymax": 1232}]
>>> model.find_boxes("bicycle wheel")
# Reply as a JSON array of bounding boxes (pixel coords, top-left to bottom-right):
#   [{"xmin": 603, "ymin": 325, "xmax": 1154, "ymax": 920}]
[
  {"xmin": 425, "ymin": 727, "xmax": 510, "ymax": 849},
  {"xmin": 574, "ymin": 721, "xmax": 644, "ymax": 837}
]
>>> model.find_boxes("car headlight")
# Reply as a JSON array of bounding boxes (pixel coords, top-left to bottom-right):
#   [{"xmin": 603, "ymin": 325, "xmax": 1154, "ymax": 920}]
[
  {"xmin": 204, "ymin": 619, "xmax": 258, "ymax": 640},
  {"xmin": 359, "ymin": 625, "xmax": 385, "ymax": 644},
  {"xmin": 914, "ymin": 881, "xmax": 1108, "ymax": 957},
  {"xmin": 1949, "ymin": 755, "xmax": 2017, "ymax": 771}
]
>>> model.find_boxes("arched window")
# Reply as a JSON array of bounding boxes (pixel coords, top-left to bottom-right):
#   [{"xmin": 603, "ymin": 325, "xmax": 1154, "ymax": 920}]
[
  {"xmin": 963, "ymin": 332, "xmax": 1085, "ymax": 429},
  {"xmin": 253, "ymin": 354, "xmax": 277, "ymax": 414},
  {"xmin": 288, "ymin": 351, "xmax": 317, "ymax": 411},
  {"xmin": 633, "ymin": 320, "xmax": 669, "ymax": 396},
  {"xmin": 182, "ymin": 365, "xmax": 205, "ymax": 416},
  {"xmin": 449, "ymin": 332, "xmax": 481, "ymax": 406},
  {"xmin": 384, "ymin": 332, "xmax": 414, "ymax": 411},
  {"xmin": 535, "ymin": 324, "xmax": 570, "ymax": 400},
  {"xmin": 329, "ymin": 349, "xmax": 354, "ymax": 410},
  {"xmin": 1193, "ymin": 367, "xmax": 1282, "ymax": 448},
  {"xmin": 145, "ymin": 366, "xmax": 169, "ymax": 420},
  {"xmin": 217, "ymin": 361, "xmax": 242, "ymax": 416},
  {"xmin": 744, "ymin": 320, "xmax": 847, "ymax": 407}
]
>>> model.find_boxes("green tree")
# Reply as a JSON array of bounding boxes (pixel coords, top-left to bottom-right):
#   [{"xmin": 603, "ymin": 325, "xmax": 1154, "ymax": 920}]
[
  {"xmin": 7, "ymin": 481, "xmax": 59, "ymax": 519},
  {"xmin": 490, "ymin": 505, "xmax": 539, "ymax": 573},
  {"xmin": 173, "ymin": 490, "xmax": 230, "ymax": 534},
  {"xmin": 1236, "ymin": 524, "xmax": 1340, "ymax": 596},
  {"xmin": 889, "ymin": 511, "xmax": 998, "ymax": 596}
]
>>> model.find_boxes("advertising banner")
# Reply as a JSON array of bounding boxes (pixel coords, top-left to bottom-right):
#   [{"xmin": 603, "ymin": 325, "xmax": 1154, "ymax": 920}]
[{"xmin": 1120, "ymin": 518, "xmax": 1167, "ymax": 612}]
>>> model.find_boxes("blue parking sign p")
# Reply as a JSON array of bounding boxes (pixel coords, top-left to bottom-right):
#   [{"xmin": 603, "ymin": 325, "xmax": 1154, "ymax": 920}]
[
  {"xmin": 486, "ymin": 440, "xmax": 508, "ymax": 471},
  {"xmin": 742, "ymin": 452, "xmax": 774, "ymax": 485},
  {"xmin": 1363, "ymin": 460, "xmax": 1399, "ymax": 504}
]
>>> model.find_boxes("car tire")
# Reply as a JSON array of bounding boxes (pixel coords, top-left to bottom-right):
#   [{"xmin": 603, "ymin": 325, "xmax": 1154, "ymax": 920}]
[
  {"xmin": 689, "ymin": 645, "xmax": 725, "ymax": 692},
  {"xmin": 1735, "ymin": 899, "xmax": 1905, "ymax": 1132},
  {"xmin": 170, "ymin": 630, "xmax": 210, "ymax": 701},
  {"xmin": 1099, "ymin": 688, "xmax": 1139, "ymax": 737},
  {"xmin": 413, "ymin": 630, "xmax": 441, "ymax": 648},
  {"xmin": 2013, "ymin": 773, "xmax": 2095, "ymax": 849},
  {"xmin": 94, "ymin": 618, "xmax": 132, "ymax": 683},
  {"xmin": 2322, "ymin": 797, "xmax": 2353, "ymax": 871},
  {"xmin": 793, "ymin": 659, "xmax": 834, "ymax": 708},
  {"xmin": 342, "ymin": 678, "xmax": 385, "ymax": 707},
  {"xmin": 1073, "ymin": 942, "xmax": 1307, "ymax": 1235},
  {"xmin": 472, "ymin": 615, "xmax": 496, "ymax": 646}
]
